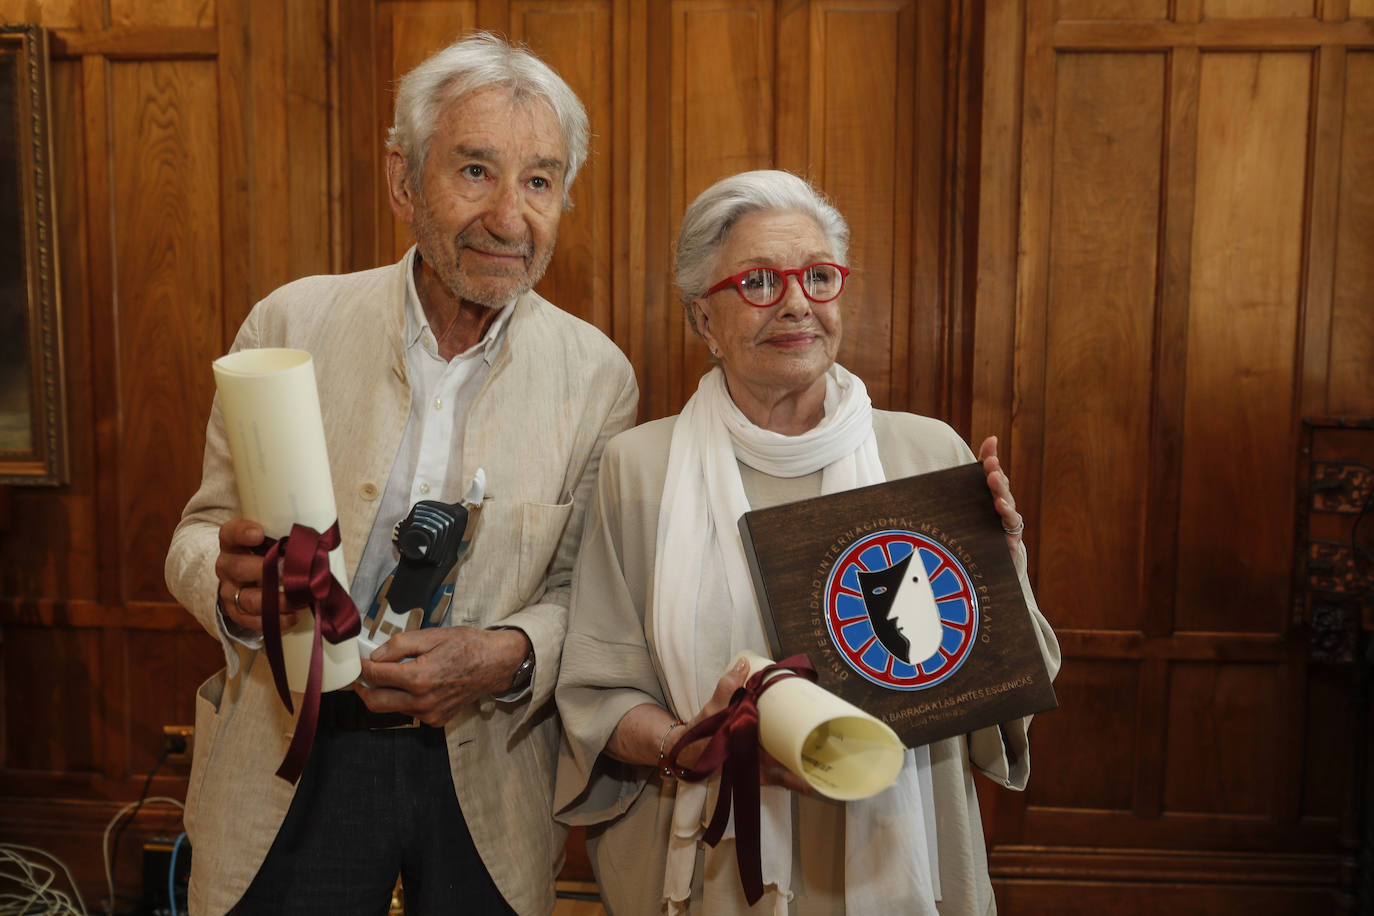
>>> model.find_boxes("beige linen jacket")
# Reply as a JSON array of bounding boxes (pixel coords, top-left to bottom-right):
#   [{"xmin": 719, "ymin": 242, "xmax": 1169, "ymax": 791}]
[
  {"xmin": 556, "ymin": 412, "xmax": 1061, "ymax": 915},
  {"xmin": 166, "ymin": 250, "xmax": 638, "ymax": 916}
]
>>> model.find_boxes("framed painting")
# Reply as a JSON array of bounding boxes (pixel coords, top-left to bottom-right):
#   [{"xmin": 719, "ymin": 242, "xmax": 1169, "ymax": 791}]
[{"xmin": 0, "ymin": 24, "xmax": 65, "ymax": 486}]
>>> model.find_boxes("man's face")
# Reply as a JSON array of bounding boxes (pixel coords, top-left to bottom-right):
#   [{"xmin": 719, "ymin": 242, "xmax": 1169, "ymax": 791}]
[{"xmin": 394, "ymin": 86, "xmax": 567, "ymax": 307}]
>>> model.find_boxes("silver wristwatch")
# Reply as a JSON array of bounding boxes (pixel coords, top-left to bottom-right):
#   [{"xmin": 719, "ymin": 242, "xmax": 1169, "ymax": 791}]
[{"xmin": 509, "ymin": 647, "xmax": 535, "ymax": 691}]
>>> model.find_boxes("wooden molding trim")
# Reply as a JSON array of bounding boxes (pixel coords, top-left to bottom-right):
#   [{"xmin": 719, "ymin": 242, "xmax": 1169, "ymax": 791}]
[
  {"xmin": 990, "ymin": 845, "xmax": 1356, "ymax": 888},
  {"xmin": 0, "ymin": 598, "xmax": 201, "ymax": 630},
  {"xmin": 50, "ymin": 27, "xmax": 218, "ymax": 60},
  {"xmin": 1053, "ymin": 18, "xmax": 1374, "ymax": 51}
]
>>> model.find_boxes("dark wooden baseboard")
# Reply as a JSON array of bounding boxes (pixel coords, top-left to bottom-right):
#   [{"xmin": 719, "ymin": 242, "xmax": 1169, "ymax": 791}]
[{"xmin": 991, "ymin": 846, "xmax": 1357, "ymax": 915}]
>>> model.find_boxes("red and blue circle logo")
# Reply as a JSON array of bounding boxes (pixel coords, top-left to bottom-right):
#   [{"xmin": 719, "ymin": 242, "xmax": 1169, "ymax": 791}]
[{"xmin": 824, "ymin": 529, "xmax": 978, "ymax": 690}]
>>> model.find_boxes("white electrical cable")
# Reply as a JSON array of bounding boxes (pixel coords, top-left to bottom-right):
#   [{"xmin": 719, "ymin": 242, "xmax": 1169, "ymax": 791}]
[
  {"xmin": 0, "ymin": 843, "xmax": 87, "ymax": 915},
  {"xmin": 101, "ymin": 796, "xmax": 184, "ymax": 916}
]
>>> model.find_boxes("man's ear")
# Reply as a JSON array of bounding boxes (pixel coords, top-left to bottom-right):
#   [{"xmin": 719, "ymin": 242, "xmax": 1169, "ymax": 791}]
[{"xmin": 386, "ymin": 147, "xmax": 416, "ymax": 226}]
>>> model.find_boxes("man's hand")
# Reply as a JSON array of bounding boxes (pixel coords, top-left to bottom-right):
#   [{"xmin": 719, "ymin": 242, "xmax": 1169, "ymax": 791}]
[
  {"xmin": 215, "ymin": 518, "xmax": 301, "ymax": 633},
  {"xmin": 355, "ymin": 626, "xmax": 530, "ymax": 727}
]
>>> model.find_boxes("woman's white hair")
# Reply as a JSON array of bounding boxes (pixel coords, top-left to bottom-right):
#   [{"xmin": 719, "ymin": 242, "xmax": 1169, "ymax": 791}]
[
  {"xmin": 387, "ymin": 31, "xmax": 589, "ymax": 208},
  {"xmin": 674, "ymin": 170, "xmax": 851, "ymax": 332}
]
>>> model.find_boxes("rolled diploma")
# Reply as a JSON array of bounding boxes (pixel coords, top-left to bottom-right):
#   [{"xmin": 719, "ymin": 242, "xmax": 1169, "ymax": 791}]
[
  {"xmin": 736, "ymin": 650, "xmax": 905, "ymax": 801},
  {"xmin": 212, "ymin": 348, "xmax": 361, "ymax": 693}
]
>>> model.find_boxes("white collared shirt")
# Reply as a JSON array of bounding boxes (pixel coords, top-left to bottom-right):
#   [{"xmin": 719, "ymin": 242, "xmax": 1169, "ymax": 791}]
[
  {"xmin": 218, "ymin": 248, "xmax": 514, "ymax": 654},
  {"xmin": 349, "ymin": 248, "xmax": 514, "ymax": 612}
]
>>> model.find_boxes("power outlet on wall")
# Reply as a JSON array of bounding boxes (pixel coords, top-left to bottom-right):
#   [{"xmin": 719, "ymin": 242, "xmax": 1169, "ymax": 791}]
[{"xmin": 162, "ymin": 725, "xmax": 194, "ymax": 765}]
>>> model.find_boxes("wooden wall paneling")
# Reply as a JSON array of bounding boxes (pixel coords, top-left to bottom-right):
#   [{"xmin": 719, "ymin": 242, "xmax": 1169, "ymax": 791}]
[
  {"xmin": 1055, "ymin": 0, "xmax": 1170, "ymax": 18},
  {"xmin": 246, "ymin": 0, "xmax": 290, "ymax": 299},
  {"xmin": 112, "ymin": 59, "xmax": 223, "ymax": 603},
  {"xmin": 1023, "ymin": 658, "xmax": 1139, "ymax": 811},
  {"xmin": 1354, "ymin": 0, "xmax": 1374, "ymax": 16},
  {"xmin": 1126, "ymin": 653, "xmax": 1172, "ymax": 821},
  {"xmin": 1164, "ymin": 661, "xmax": 1280, "ymax": 816},
  {"xmin": 3, "ymin": 626, "xmax": 101, "ymax": 773},
  {"xmin": 985, "ymin": 0, "xmax": 1052, "ymax": 851},
  {"xmin": 1326, "ymin": 51, "xmax": 1374, "ymax": 415},
  {"xmin": 1174, "ymin": 51, "xmax": 1310, "ymax": 634},
  {"xmin": 1201, "ymin": 0, "xmax": 1316, "ymax": 18},
  {"xmin": 979, "ymin": 5, "xmax": 1370, "ymax": 908},
  {"xmin": 0, "ymin": 0, "xmax": 82, "ymax": 27},
  {"xmin": 1296, "ymin": 45, "xmax": 1344, "ymax": 423},
  {"xmin": 123, "ymin": 629, "xmax": 221, "ymax": 772},
  {"xmin": 1301, "ymin": 665, "xmax": 1356, "ymax": 831},
  {"xmin": 337, "ymin": 0, "xmax": 382, "ymax": 272},
  {"xmin": 665, "ymin": 0, "xmax": 773, "ymax": 414},
  {"xmin": 218, "ymin": 0, "xmax": 251, "ymax": 343},
  {"xmin": 1052, "ymin": 17, "xmax": 1374, "ymax": 51},
  {"xmin": 80, "ymin": 49, "xmax": 124, "ymax": 612},
  {"xmin": 614, "ymin": 0, "xmax": 645, "ymax": 400},
  {"xmin": 379, "ymin": 1, "xmax": 478, "ymax": 266},
  {"xmin": 995, "ymin": 880, "xmax": 1344, "ymax": 916},
  {"xmin": 1009, "ymin": 0, "xmax": 1052, "ymax": 574},
  {"xmin": 810, "ymin": 1, "xmax": 914, "ymax": 410},
  {"xmin": 636, "ymin": 0, "xmax": 672, "ymax": 420},
  {"xmin": 287, "ymin": 1, "xmax": 331, "ymax": 281},
  {"xmin": 98, "ymin": 622, "xmax": 126, "ymax": 784},
  {"xmin": 516, "ymin": 0, "xmax": 616, "ymax": 334},
  {"xmin": 941, "ymin": 0, "xmax": 978, "ymax": 435},
  {"xmin": 110, "ymin": 0, "xmax": 215, "ymax": 29},
  {"xmin": 1037, "ymin": 51, "xmax": 1164, "ymax": 634},
  {"xmin": 970, "ymin": 0, "xmax": 1023, "ymax": 465},
  {"xmin": 1144, "ymin": 42, "xmax": 1199, "ymax": 643},
  {"xmin": 1133, "ymin": 40, "xmax": 1205, "ymax": 829},
  {"xmin": 773, "ymin": 1, "xmax": 808, "ymax": 179}
]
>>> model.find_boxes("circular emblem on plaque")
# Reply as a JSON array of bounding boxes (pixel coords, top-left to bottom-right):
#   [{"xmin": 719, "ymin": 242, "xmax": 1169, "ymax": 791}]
[{"xmin": 824, "ymin": 529, "xmax": 978, "ymax": 690}]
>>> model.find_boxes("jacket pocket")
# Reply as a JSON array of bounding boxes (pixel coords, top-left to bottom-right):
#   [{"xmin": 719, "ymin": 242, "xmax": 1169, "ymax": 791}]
[
  {"xmin": 183, "ymin": 669, "xmax": 227, "ymax": 839},
  {"xmin": 517, "ymin": 499, "xmax": 574, "ymax": 603}
]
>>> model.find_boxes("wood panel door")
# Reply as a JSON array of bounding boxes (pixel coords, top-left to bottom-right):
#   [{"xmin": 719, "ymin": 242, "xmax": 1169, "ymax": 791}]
[{"xmin": 974, "ymin": 1, "xmax": 1374, "ymax": 911}]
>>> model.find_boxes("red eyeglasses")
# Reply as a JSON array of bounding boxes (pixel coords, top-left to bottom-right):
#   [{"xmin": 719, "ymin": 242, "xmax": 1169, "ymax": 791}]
[{"xmin": 703, "ymin": 262, "xmax": 850, "ymax": 308}]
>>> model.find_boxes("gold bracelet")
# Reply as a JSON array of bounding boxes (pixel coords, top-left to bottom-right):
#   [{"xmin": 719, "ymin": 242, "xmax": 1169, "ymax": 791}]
[{"xmin": 657, "ymin": 719, "xmax": 684, "ymax": 778}]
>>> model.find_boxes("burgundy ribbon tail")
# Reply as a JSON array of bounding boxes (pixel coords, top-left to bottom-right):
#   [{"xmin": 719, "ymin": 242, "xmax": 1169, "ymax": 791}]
[
  {"xmin": 258, "ymin": 521, "xmax": 361, "ymax": 784},
  {"xmin": 665, "ymin": 655, "xmax": 819, "ymax": 905}
]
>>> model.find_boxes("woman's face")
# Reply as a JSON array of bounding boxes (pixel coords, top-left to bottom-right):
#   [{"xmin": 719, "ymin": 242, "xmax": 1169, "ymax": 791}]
[{"xmin": 691, "ymin": 210, "xmax": 843, "ymax": 405}]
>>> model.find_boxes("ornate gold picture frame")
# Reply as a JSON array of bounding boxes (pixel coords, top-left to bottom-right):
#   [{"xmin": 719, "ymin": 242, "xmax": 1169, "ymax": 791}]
[{"xmin": 0, "ymin": 24, "xmax": 65, "ymax": 486}]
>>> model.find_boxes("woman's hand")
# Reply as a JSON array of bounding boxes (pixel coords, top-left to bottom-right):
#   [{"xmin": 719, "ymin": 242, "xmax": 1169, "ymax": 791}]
[
  {"xmin": 979, "ymin": 436, "xmax": 1025, "ymax": 552},
  {"xmin": 671, "ymin": 658, "xmax": 814, "ymax": 795}
]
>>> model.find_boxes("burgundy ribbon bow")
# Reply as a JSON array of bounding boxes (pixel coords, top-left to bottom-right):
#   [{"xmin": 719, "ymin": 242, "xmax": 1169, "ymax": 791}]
[
  {"xmin": 258, "ymin": 521, "xmax": 361, "ymax": 784},
  {"xmin": 665, "ymin": 654, "xmax": 818, "ymax": 905}
]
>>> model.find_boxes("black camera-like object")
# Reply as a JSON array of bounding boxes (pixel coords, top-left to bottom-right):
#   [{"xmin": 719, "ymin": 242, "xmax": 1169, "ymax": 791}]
[
  {"xmin": 388, "ymin": 499, "xmax": 469, "ymax": 618},
  {"xmin": 358, "ymin": 470, "xmax": 485, "ymax": 657}
]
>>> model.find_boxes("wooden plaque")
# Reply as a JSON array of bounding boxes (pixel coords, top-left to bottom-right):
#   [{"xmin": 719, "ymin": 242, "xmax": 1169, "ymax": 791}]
[{"xmin": 739, "ymin": 462, "xmax": 1057, "ymax": 748}]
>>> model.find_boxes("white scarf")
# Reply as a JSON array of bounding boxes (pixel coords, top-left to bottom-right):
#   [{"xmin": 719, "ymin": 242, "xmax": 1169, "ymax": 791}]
[{"xmin": 652, "ymin": 365, "xmax": 941, "ymax": 914}]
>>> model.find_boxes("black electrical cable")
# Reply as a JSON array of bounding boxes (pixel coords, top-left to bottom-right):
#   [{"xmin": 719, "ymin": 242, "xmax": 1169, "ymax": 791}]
[{"xmin": 105, "ymin": 743, "xmax": 170, "ymax": 915}]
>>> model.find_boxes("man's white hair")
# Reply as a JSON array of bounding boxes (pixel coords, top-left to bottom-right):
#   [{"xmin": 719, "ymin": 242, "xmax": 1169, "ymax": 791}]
[{"xmin": 388, "ymin": 31, "xmax": 589, "ymax": 208}]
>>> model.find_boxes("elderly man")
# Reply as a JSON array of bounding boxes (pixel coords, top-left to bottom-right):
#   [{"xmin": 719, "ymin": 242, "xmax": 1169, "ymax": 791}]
[{"xmin": 166, "ymin": 32, "xmax": 637, "ymax": 916}]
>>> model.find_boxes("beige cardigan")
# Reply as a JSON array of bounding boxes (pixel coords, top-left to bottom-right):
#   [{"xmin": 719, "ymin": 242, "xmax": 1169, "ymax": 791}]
[
  {"xmin": 555, "ymin": 412, "xmax": 1061, "ymax": 915},
  {"xmin": 166, "ymin": 249, "xmax": 638, "ymax": 916}
]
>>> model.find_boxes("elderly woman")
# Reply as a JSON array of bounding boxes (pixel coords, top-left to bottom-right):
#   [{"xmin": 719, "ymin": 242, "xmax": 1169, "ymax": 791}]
[{"xmin": 555, "ymin": 170, "xmax": 1060, "ymax": 915}]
